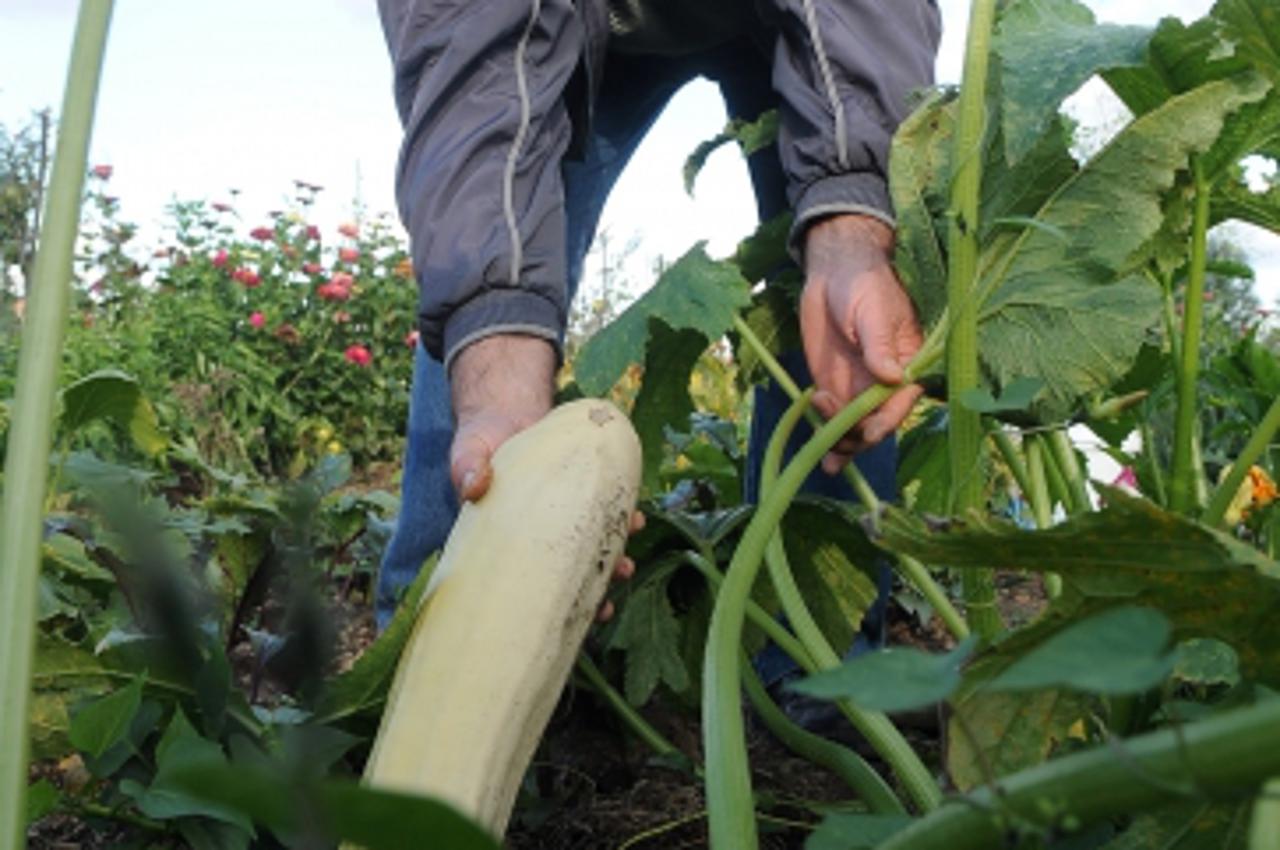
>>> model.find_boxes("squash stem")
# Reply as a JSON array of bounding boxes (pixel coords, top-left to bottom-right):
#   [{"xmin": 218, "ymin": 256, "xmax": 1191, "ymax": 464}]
[
  {"xmin": 702, "ymin": 332, "xmax": 945, "ymax": 849},
  {"xmin": 946, "ymin": 0, "xmax": 1000, "ymax": 642},
  {"xmin": 1023, "ymin": 437, "xmax": 1061, "ymax": 598},
  {"xmin": 575, "ymin": 654, "xmax": 696, "ymax": 774},
  {"xmin": 0, "ymin": 4, "xmax": 114, "ymax": 847},
  {"xmin": 731, "ymin": 314, "xmax": 965, "ymax": 640},
  {"xmin": 1170, "ymin": 159, "xmax": 1211, "ymax": 515}
]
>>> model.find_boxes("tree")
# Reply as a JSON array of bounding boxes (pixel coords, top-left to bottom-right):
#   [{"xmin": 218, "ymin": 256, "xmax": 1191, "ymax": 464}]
[{"xmin": 0, "ymin": 112, "xmax": 52, "ymax": 300}]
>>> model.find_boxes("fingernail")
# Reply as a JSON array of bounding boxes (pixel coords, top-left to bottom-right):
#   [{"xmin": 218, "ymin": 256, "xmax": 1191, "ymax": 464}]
[{"xmin": 461, "ymin": 469, "xmax": 477, "ymax": 498}]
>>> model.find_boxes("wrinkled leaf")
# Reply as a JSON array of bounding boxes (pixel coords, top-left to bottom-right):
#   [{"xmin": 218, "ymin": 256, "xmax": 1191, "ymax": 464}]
[
  {"xmin": 1173, "ymin": 638, "xmax": 1240, "ymax": 688},
  {"xmin": 632, "ymin": 322, "xmax": 705, "ymax": 493},
  {"xmin": 1101, "ymin": 801, "xmax": 1251, "ymax": 849},
  {"xmin": 575, "ymin": 245, "xmax": 751, "ymax": 396},
  {"xmin": 995, "ymin": 0, "xmax": 1150, "ymax": 163},
  {"xmin": 791, "ymin": 637, "xmax": 977, "ymax": 713}
]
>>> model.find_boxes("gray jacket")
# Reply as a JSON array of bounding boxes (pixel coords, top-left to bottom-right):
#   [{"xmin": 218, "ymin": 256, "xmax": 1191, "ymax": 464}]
[{"xmin": 377, "ymin": 0, "xmax": 941, "ymax": 369}]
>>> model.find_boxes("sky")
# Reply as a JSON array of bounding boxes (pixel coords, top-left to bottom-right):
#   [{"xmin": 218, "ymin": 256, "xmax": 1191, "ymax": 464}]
[{"xmin": 1, "ymin": 0, "xmax": 1276, "ymax": 308}]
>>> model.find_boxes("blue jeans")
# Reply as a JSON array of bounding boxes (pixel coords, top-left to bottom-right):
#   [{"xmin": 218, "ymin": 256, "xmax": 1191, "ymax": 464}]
[{"xmin": 376, "ymin": 41, "xmax": 897, "ymax": 653}]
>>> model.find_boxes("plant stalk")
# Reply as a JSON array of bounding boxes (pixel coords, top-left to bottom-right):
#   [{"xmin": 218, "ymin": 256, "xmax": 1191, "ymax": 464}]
[
  {"xmin": 1170, "ymin": 159, "xmax": 1211, "ymax": 515},
  {"xmin": 1022, "ymin": 438, "xmax": 1061, "ymax": 597},
  {"xmin": 731, "ymin": 314, "xmax": 967, "ymax": 640},
  {"xmin": 0, "ymin": 5, "xmax": 114, "ymax": 849},
  {"xmin": 702, "ymin": 333, "xmax": 945, "ymax": 849},
  {"xmin": 1048, "ymin": 428, "xmax": 1091, "ymax": 514},
  {"xmin": 876, "ymin": 699, "xmax": 1280, "ymax": 850},
  {"xmin": 1202, "ymin": 394, "xmax": 1280, "ymax": 528},
  {"xmin": 988, "ymin": 426, "xmax": 1032, "ymax": 502},
  {"xmin": 574, "ymin": 654, "xmax": 692, "ymax": 771},
  {"xmin": 946, "ymin": 0, "xmax": 1000, "ymax": 641}
]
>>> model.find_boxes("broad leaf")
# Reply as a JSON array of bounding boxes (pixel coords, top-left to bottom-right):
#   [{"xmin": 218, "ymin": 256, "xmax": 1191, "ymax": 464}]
[
  {"xmin": 608, "ymin": 567, "xmax": 689, "ymax": 705},
  {"xmin": 790, "ymin": 637, "xmax": 977, "ymax": 713},
  {"xmin": 26, "ymin": 779, "xmax": 59, "ymax": 826},
  {"xmin": 988, "ymin": 606, "xmax": 1176, "ymax": 696},
  {"xmin": 875, "ymin": 490, "xmax": 1280, "ymax": 686},
  {"xmin": 995, "ymin": 0, "xmax": 1150, "ymax": 163},
  {"xmin": 60, "ymin": 369, "xmax": 166, "ymax": 456},
  {"xmin": 68, "ymin": 676, "xmax": 143, "ymax": 759},
  {"xmin": 1213, "ymin": 0, "xmax": 1280, "ymax": 85},
  {"xmin": 574, "ymin": 245, "xmax": 751, "ymax": 396},
  {"xmin": 1172, "ymin": 638, "xmax": 1240, "ymax": 688}
]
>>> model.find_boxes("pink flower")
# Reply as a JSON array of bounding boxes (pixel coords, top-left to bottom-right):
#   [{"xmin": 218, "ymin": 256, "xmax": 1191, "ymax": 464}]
[
  {"xmin": 334, "ymin": 310, "xmax": 352, "ymax": 324},
  {"xmin": 344, "ymin": 344, "xmax": 372, "ymax": 367},
  {"xmin": 211, "ymin": 201, "xmax": 232, "ymax": 213},
  {"xmin": 212, "ymin": 249, "xmax": 229, "ymax": 268},
  {"xmin": 302, "ymin": 262, "xmax": 323, "ymax": 275},
  {"xmin": 317, "ymin": 272, "xmax": 354, "ymax": 302},
  {"xmin": 338, "ymin": 221, "xmax": 359, "ymax": 239},
  {"xmin": 405, "ymin": 328, "xmax": 421, "ymax": 349},
  {"xmin": 305, "ymin": 225, "xmax": 322, "ymax": 241},
  {"xmin": 250, "ymin": 226, "xmax": 275, "ymax": 242},
  {"xmin": 249, "ymin": 311, "xmax": 266, "ymax": 329},
  {"xmin": 91, "ymin": 164, "xmax": 113, "ymax": 180},
  {"xmin": 1111, "ymin": 466, "xmax": 1140, "ymax": 493},
  {"xmin": 338, "ymin": 246, "xmax": 360, "ymax": 264},
  {"xmin": 232, "ymin": 267, "xmax": 261, "ymax": 288}
]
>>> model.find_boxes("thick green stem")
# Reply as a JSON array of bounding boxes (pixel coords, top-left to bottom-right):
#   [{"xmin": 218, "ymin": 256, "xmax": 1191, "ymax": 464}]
[
  {"xmin": 1170, "ymin": 160, "xmax": 1211, "ymax": 515},
  {"xmin": 702, "ymin": 334, "xmax": 945, "ymax": 849},
  {"xmin": 1202, "ymin": 395, "xmax": 1280, "ymax": 528},
  {"xmin": 1139, "ymin": 420, "xmax": 1169, "ymax": 508},
  {"xmin": 946, "ymin": 0, "xmax": 1000, "ymax": 642},
  {"xmin": 1022, "ymin": 438, "xmax": 1061, "ymax": 598},
  {"xmin": 731, "ymin": 314, "xmax": 967, "ymax": 641},
  {"xmin": 1048, "ymin": 428, "xmax": 1091, "ymax": 515},
  {"xmin": 739, "ymin": 651, "xmax": 904, "ymax": 814},
  {"xmin": 877, "ymin": 699, "xmax": 1280, "ymax": 850},
  {"xmin": 1252, "ymin": 778, "xmax": 1280, "ymax": 849},
  {"xmin": 988, "ymin": 426, "xmax": 1033, "ymax": 502},
  {"xmin": 0, "ymin": 5, "xmax": 114, "ymax": 849}
]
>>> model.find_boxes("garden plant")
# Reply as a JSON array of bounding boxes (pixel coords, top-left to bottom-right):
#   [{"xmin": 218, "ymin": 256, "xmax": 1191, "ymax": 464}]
[{"xmin": 4, "ymin": 0, "xmax": 1280, "ymax": 849}]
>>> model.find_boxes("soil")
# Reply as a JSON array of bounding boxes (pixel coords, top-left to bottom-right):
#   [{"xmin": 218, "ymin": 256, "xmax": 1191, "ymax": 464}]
[{"xmin": 27, "ymin": 571, "xmax": 1049, "ymax": 850}]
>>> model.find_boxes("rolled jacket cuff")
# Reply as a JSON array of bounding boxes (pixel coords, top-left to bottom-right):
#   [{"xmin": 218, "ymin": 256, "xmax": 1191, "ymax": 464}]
[
  {"xmin": 788, "ymin": 172, "xmax": 896, "ymax": 263},
  {"xmin": 437, "ymin": 287, "xmax": 565, "ymax": 374}
]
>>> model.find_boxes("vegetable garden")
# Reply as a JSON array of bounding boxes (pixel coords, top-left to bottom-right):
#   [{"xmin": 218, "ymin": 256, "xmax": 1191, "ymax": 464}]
[{"xmin": 4, "ymin": 0, "xmax": 1280, "ymax": 848}]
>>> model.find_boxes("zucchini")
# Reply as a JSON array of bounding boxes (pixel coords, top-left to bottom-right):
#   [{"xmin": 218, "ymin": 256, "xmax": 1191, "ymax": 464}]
[{"xmin": 360, "ymin": 399, "xmax": 641, "ymax": 837}]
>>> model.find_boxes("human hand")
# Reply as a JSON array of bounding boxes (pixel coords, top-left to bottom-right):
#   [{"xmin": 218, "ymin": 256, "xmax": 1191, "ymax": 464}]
[
  {"xmin": 448, "ymin": 333, "xmax": 640, "ymax": 619},
  {"xmin": 799, "ymin": 214, "xmax": 924, "ymax": 475}
]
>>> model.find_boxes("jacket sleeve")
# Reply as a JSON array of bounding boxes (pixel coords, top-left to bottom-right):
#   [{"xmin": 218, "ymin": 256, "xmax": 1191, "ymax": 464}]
[
  {"xmin": 377, "ymin": 0, "xmax": 583, "ymax": 369},
  {"xmin": 765, "ymin": 0, "xmax": 941, "ymax": 256}
]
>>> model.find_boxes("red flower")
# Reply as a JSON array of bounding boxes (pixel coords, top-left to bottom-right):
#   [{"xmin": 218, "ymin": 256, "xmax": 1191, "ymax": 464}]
[
  {"xmin": 302, "ymin": 262, "xmax": 322, "ymax": 275},
  {"xmin": 405, "ymin": 328, "xmax": 421, "ymax": 349},
  {"xmin": 338, "ymin": 246, "xmax": 360, "ymax": 264},
  {"xmin": 91, "ymin": 164, "xmax": 113, "ymax": 180},
  {"xmin": 305, "ymin": 225, "xmax": 322, "ymax": 241},
  {"xmin": 249, "ymin": 311, "xmax": 266, "ymax": 329},
  {"xmin": 212, "ymin": 249, "xmax": 229, "ymax": 268},
  {"xmin": 250, "ymin": 226, "xmax": 275, "ymax": 242},
  {"xmin": 232, "ymin": 267, "xmax": 261, "ymax": 287},
  {"xmin": 344, "ymin": 344, "xmax": 372, "ymax": 367},
  {"xmin": 338, "ymin": 221, "xmax": 359, "ymax": 239},
  {"xmin": 317, "ymin": 271, "xmax": 355, "ymax": 301}
]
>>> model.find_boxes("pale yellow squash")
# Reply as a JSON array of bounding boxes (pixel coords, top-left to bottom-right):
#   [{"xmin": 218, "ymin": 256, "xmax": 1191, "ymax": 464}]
[{"xmin": 360, "ymin": 398, "xmax": 641, "ymax": 838}]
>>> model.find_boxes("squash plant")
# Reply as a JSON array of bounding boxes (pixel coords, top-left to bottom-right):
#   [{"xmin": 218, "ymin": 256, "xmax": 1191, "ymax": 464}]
[{"xmin": 572, "ymin": 0, "xmax": 1280, "ymax": 847}]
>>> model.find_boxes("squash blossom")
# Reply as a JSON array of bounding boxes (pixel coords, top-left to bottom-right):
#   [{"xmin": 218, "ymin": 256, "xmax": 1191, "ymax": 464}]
[{"xmin": 1221, "ymin": 465, "xmax": 1278, "ymax": 525}]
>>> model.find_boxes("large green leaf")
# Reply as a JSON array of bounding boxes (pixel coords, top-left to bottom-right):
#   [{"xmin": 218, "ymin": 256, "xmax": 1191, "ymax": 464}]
[
  {"xmin": 994, "ymin": 0, "xmax": 1150, "ymax": 163},
  {"xmin": 59, "ymin": 369, "xmax": 166, "ymax": 456},
  {"xmin": 875, "ymin": 490, "xmax": 1280, "ymax": 686},
  {"xmin": 574, "ymin": 245, "xmax": 751, "ymax": 396},
  {"xmin": 67, "ymin": 676, "xmax": 143, "ymax": 759},
  {"xmin": 1213, "ymin": 0, "xmax": 1280, "ymax": 85},
  {"xmin": 976, "ymin": 76, "xmax": 1266, "ymax": 419}
]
